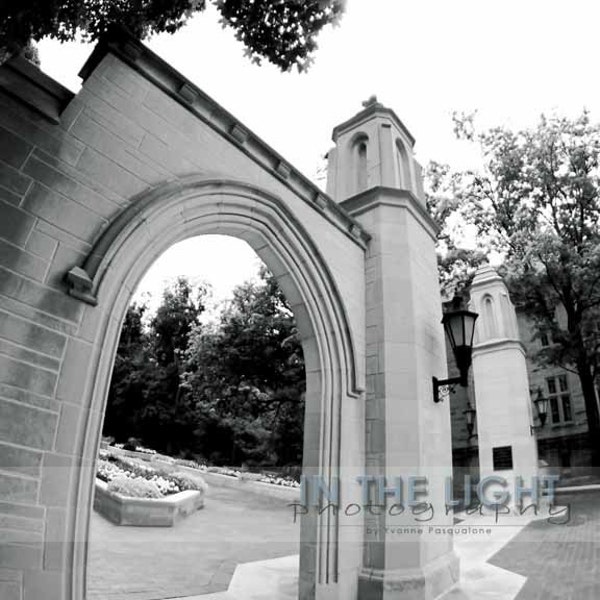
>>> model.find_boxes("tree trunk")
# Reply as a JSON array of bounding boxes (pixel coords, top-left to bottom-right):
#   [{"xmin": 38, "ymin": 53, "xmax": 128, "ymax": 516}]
[
  {"xmin": 577, "ymin": 359, "xmax": 600, "ymax": 466},
  {"xmin": 231, "ymin": 436, "xmax": 236, "ymax": 465}
]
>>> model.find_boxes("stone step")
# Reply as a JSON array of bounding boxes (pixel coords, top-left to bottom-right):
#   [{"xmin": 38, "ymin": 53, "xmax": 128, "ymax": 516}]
[
  {"xmin": 171, "ymin": 592, "xmax": 236, "ymax": 600},
  {"xmin": 228, "ymin": 554, "xmax": 298, "ymax": 600},
  {"xmin": 438, "ymin": 563, "xmax": 524, "ymax": 600},
  {"xmin": 172, "ymin": 554, "xmax": 299, "ymax": 600}
]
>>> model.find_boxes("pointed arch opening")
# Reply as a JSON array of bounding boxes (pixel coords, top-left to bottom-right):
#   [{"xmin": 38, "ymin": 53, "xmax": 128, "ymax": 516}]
[
  {"xmin": 395, "ymin": 138, "xmax": 413, "ymax": 191},
  {"xmin": 348, "ymin": 133, "xmax": 369, "ymax": 195},
  {"xmin": 483, "ymin": 294, "xmax": 499, "ymax": 339},
  {"xmin": 64, "ymin": 176, "xmax": 362, "ymax": 600}
]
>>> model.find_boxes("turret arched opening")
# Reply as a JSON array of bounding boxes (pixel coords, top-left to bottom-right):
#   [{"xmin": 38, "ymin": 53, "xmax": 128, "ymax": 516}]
[
  {"xmin": 395, "ymin": 138, "xmax": 413, "ymax": 191},
  {"xmin": 482, "ymin": 294, "xmax": 499, "ymax": 339},
  {"xmin": 348, "ymin": 132, "xmax": 370, "ymax": 195}
]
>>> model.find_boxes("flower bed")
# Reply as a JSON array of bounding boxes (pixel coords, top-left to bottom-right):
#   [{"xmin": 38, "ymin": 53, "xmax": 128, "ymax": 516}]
[
  {"xmin": 97, "ymin": 450, "xmax": 207, "ymax": 496},
  {"xmin": 94, "ymin": 450, "xmax": 207, "ymax": 526},
  {"xmin": 100, "ymin": 445, "xmax": 302, "ymax": 504},
  {"xmin": 94, "ymin": 479, "xmax": 204, "ymax": 527}
]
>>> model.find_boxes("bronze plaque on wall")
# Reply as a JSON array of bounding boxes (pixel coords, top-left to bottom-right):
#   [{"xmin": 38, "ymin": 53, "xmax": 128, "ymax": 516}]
[{"xmin": 492, "ymin": 446, "xmax": 513, "ymax": 471}]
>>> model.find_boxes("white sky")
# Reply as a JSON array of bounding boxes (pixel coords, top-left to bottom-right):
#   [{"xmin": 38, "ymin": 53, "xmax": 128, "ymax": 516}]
[
  {"xmin": 132, "ymin": 235, "xmax": 264, "ymax": 317},
  {"xmin": 36, "ymin": 0, "xmax": 600, "ymax": 310}
]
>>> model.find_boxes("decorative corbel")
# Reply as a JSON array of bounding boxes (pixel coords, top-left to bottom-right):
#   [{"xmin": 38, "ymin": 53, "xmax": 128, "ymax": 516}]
[{"xmin": 65, "ymin": 266, "xmax": 98, "ymax": 306}]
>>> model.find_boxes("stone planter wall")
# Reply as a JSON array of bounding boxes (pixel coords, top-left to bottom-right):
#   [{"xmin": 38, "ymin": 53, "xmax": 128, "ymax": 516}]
[{"xmin": 93, "ymin": 479, "xmax": 204, "ymax": 526}]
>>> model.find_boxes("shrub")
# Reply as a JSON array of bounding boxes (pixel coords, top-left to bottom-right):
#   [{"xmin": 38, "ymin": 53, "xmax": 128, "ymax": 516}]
[
  {"xmin": 174, "ymin": 457, "xmax": 205, "ymax": 469},
  {"xmin": 100, "ymin": 436, "xmax": 115, "ymax": 448},
  {"xmin": 123, "ymin": 437, "xmax": 141, "ymax": 451},
  {"xmin": 112, "ymin": 456, "xmax": 155, "ymax": 478},
  {"xmin": 147, "ymin": 475, "xmax": 181, "ymax": 496},
  {"xmin": 170, "ymin": 472, "xmax": 208, "ymax": 494},
  {"xmin": 107, "ymin": 476, "xmax": 162, "ymax": 499},
  {"xmin": 97, "ymin": 459, "xmax": 128, "ymax": 483}
]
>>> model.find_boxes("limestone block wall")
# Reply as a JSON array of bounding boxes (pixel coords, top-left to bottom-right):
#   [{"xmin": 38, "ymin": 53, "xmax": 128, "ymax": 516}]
[
  {"xmin": 0, "ymin": 32, "xmax": 367, "ymax": 600},
  {"xmin": 473, "ymin": 345, "xmax": 538, "ymax": 470}
]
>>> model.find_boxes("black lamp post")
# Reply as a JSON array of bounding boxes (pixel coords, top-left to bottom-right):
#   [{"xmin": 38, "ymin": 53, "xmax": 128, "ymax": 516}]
[
  {"xmin": 530, "ymin": 387, "xmax": 549, "ymax": 434},
  {"xmin": 433, "ymin": 308, "xmax": 479, "ymax": 403}
]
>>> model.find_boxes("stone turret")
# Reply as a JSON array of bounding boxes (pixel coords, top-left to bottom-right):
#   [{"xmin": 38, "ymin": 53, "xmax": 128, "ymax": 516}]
[
  {"xmin": 325, "ymin": 95, "xmax": 426, "ymax": 204},
  {"xmin": 469, "ymin": 265, "xmax": 539, "ymax": 508},
  {"xmin": 333, "ymin": 100, "xmax": 459, "ymax": 599}
]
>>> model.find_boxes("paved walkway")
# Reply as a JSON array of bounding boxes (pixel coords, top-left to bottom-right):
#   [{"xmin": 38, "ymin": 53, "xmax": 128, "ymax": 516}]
[
  {"xmin": 87, "ymin": 486, "xmax": 300, "ymax": 600},
  {"xmin": 88, "ymin": 487, "xmax": 600, "ymax": 600},
  {"xmin": 489, "ymin": 491, "xmax": 600, "ymax": 600}
]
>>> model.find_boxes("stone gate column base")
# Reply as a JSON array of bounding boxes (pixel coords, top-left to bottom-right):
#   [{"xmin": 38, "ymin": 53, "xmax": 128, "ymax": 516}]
[{"xmin": 357, "ymin": 551, "xmax": 459, "ymax": 600}]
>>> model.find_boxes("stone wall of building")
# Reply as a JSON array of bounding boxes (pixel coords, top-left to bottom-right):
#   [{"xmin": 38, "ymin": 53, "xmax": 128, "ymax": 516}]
[{"xmin": 517, "ymin": 312, "xmax": 593, "ymax": 471}]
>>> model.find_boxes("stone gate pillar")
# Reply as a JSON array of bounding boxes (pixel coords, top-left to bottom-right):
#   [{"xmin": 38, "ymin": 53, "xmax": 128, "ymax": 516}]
[
  {"xmin": 469, "ymin": 265, "xmax": 539, "ymax": 509},
  {"xmin": 328, "ymin": 99, "xmax": 459, "ymax": 599}
]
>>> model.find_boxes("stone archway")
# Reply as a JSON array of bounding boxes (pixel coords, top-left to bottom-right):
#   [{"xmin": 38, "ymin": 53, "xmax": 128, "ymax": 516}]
[
  {"xmin": 0, "ymin": 34, "xmax": 460, "ymax": 598},
  {"xmin": 64, "ymin": 176, "xmax": 363, "ymax": 599}
]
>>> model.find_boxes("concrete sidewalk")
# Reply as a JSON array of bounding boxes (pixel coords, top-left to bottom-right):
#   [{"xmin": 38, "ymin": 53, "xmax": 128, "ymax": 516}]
[
  {"xmin": 176, "ymin": 510, "xmax": 545, "ymax": 600},
  {"xmin": 488, "ymin": 492, "xmax": 600, "ymax": 600},
  {"xmin": 438, "ymin": 510, "xmax": 542, "ymax": 600},
  {"xmin": 90, "ymin": 488, "xmax": 599, "ymax": 600},
  {"xmin": 87, "ymin": 485, "xmax": 300, "ymax": 600}
]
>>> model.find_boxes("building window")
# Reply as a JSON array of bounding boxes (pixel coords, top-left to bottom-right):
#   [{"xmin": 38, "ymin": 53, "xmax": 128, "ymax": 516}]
[
  {"xmin": 546, "ymin": 374, "xmax": 572, "ymax": 423},
  {"xmin": 559, "ymin": 374, "xmax": 568, "ymax": 392},
  {"xmin": 549, "ymin": 396, "xmax": 560, "ymax": 424},
  {"xmin": 562, "ymin": 395, "xmax": 572, "ymax": 422}
]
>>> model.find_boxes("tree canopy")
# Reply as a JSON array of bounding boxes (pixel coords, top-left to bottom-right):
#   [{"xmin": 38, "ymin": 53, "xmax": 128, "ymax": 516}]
[
  {"xmin": 104, "ymin": 268, "xmax": 305, "ymax": 467},
  {"xmin": 428, "ymin": 111, "xmax": 600, "ymax": 462},
  {"xmin": 104, "ymin": 277, "xmax": 207, "ymax": 455},
  {"xmin": 182, "ymin": 267, "xmax": 305, "ymax": 466},
  {"xmin": 1, "ymin": 0, "xmax": 346, "ymax": 71},
  {"xmin": 425, "ymin": 159, "xmax": 487, "ymax": 299}
]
